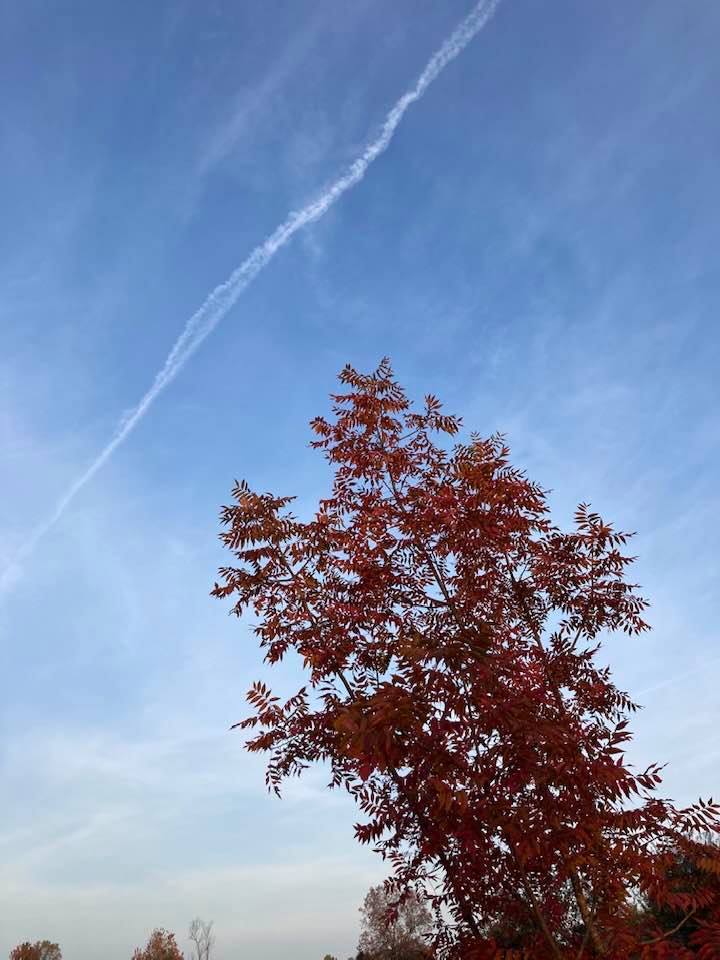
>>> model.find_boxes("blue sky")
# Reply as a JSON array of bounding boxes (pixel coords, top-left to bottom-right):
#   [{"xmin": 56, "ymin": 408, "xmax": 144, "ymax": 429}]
[{"xmin": 1, "ymin": 1, "xmax": 719, "ymax": 957}]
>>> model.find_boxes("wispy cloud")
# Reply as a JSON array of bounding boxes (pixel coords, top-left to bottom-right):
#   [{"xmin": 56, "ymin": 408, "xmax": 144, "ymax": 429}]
[
  {"xmin": 194, "ymin": 8, "xmax": 329, "ymax": 182},
  {"xmin": 635, "ymin": 653, "xmax": 720, "ymax": 700},
  {"xmin": 0, "ymin": 0, "xmax": 502, "ymax": 594}
]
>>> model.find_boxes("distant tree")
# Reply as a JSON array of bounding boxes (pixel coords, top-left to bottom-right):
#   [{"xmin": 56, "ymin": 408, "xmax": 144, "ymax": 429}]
[
  {"xmin": 357, "ymin": 884, "xmax": 432, "ymax": 960},
  {"xmin": 9, "ymin": 943, "xmax": 62, "ymax": 960},
  {"xmin": 131, "ymin": 929, "xmax": 183, "ymax": 960},
  {"xmin": 188, "ymin": 918, "xmax": 214, "ymax": 960}
]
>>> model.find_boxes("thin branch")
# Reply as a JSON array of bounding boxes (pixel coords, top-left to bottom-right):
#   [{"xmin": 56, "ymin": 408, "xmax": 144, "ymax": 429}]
[{"xmin": 640, "ymin": 905, "xmax": 698, "ymax": 946}]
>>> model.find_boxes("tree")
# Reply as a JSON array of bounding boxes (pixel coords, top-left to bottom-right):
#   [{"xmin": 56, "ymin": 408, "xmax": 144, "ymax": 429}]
[
  {"xmin": 188, "ymin": 918, "xmax": 214, "ymax": 960},
  {"xmin": 633, "ymin": 832, "xmax": 720, "ymax": 956},
  {"xmin": 358, "ymin": 884, "xmax": 432, "ymax": 959},
  {"xmin": 9, "ymin": 943, "xmax": 62, "ymax": 960},
  {"xmin": 131, "ymin": 929, "xmax": 183, "ymax": 960},
  {"xmin": 213, "ymin": 360, "xmax": 720, "ymax": 958}
]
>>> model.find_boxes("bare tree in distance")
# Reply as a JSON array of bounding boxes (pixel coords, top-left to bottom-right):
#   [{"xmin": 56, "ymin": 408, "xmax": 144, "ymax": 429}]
[
  {"xmin": 358, "ymin": 884, "xmax": 433, "ymax": 960},
  {"xmin": 187, "ymin": 918, "xmax": 214, "ymax": 960}
]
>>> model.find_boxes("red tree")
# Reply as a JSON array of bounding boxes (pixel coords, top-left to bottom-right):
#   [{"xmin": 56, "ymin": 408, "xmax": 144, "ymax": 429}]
[
  {"xmin": 9, "ymin": 944, "xmax": 62, "ymax": 960},
  {"xmin": 131, "ymin": 929, "xmax": 183, "ymax": 960},
  {"xmin": 213, "ymin": 360, "xmax": 720, "ymax": 958},
  {"xmin": 635, "ymin": 833, "xmax": 720, "ymax": 958}
]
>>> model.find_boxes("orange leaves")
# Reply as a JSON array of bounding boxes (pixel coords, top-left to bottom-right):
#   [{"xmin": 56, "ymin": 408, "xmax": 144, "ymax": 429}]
[
  {"xmin": 130, "ymin": 929, "xmax": 183, "ymax": 960},
  {"xmin": 9, "ymin": 943, "xmax": 62, "ymax": 960},
  {"xmin": 246, "ymin": 680, "xmax": 279, "ymax": 712},
  {"xmin": 671, "ymin": 798, "xmax": 720, "ymax": 835},
  {"xmin": 698, "ymin": 855, "xmax": 720, "ymax": 876}
]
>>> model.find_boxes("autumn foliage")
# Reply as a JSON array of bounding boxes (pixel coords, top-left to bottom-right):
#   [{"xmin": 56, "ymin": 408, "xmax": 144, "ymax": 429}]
[
  {"xmin": 8, "ymin": 944, "xmax": 61, "ymax": 960},
  {"xmin": 130, "ymin": 929, "xmax": 183, "ymax": 960},
  {"xmin": 213, "ymin": 360, "xmax": 720, "ymax": 958}
]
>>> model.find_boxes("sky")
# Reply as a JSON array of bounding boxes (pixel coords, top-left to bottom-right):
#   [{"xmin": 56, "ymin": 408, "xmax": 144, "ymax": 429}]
[{"xmin": 1, "ymin": 0, "xmax": 719, "ymax": 957}]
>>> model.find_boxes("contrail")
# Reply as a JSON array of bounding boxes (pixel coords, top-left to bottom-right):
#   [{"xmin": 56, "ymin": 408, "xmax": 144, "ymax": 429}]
[
  {"xmin": 0, "ymin": 0, "xmax": 501, "ymax": 593},
  {"xmin": 635, "ymin": 654, "xmax": 720, "ymax": 700}
]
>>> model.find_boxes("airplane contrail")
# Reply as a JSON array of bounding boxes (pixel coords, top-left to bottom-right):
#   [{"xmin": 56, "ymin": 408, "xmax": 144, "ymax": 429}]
[
  {"xmin": 0, "ymin": 0, "xmax": 501, "ymax": 593},
  {"xmin": 635, "ymin": 654, "xmax": 720, "ymax": 700}
]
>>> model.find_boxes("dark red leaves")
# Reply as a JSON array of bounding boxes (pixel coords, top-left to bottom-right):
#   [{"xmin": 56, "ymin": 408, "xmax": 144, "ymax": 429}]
[{"xmin": 213, "ymin": 361, "xmax": 719, "ymax": 959}]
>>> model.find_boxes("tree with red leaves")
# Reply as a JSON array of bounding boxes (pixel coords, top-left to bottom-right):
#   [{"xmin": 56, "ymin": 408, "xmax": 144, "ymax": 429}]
[
  {"xmin": 213, "ymin": 360, "xmax": 720, "ymax": 958},
  {"xmin": 9, "ymin": 943, "xmax": 61, "ymax": 960},
  {"xmin": 130, "ymin": 929, "xmax": 183, "ymax": 960},
  {"xmin": 634, "ymin": 833, "xmax": 720, "ymax": 958}
]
